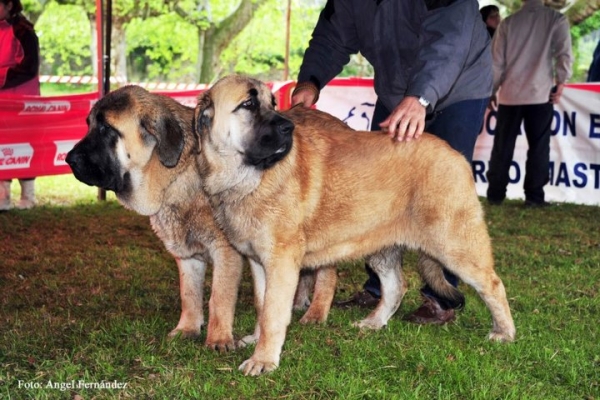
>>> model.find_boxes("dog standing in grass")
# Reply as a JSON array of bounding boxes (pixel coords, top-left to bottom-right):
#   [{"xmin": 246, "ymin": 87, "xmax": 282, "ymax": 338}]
[
  {"xmin": 66, "ymin": 86, "xmax": 244, "ymax": 350},
  {"xmin": 64, "ymin": 85, "xmax": 336, "ymax": 350},
  {"xmin": 193, "ymin": 75, "xmax": 515, "ymax": 376}
]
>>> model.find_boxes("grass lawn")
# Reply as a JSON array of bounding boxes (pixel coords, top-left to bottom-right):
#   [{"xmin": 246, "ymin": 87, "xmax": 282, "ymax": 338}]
[{"xmin": 1, "ymin": 174, "xmax": 599, "ymax": 399}]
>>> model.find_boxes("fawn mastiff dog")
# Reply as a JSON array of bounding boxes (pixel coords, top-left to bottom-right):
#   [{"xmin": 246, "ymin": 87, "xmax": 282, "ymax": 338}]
[
  {"xmin": 66, "ymin": 86, "xmax": 244, "ymax": 350},
  {"xmin": 193, "ymin": 75, "xmax": 515, "ymax": 376},
  {"xmin": 65, "ymin": 85, "xmax": 333, "ymax": 350}
]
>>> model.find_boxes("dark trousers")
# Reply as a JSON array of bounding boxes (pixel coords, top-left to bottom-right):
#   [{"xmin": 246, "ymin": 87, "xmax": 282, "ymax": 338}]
[
  {"xmin": 363, "ymin": 98, "xmax": 488, "ymax": 308},
  {"xmin": 486, "ymin": 103, "xmax": 553, "ymax": 204}
]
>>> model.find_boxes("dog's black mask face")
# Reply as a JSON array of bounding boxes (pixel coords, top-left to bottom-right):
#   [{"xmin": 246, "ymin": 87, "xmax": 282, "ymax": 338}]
[
  {"xmin": 236, "ymin": 87, "xmax": 294, "ymax": 170},
  {"xmin": 195, "ymin": 77, "xmax": 294, "ymax": 171},
  {"xmin": 66, "ymin": 118, "xmax": 130, "ymax": 193},
  {"xmin": 244, "ymin": 110, "xmax": 294, "ymax": 170},
  {"xmin": 66, "ymin": 90, "xmax": 133, "ymax": 194}
]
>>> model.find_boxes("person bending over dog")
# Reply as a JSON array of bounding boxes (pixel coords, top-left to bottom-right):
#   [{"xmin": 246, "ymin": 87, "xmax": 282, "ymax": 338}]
[{"xmin": 292, "ymin": 0, "xmax": 492, "ymax": 325}]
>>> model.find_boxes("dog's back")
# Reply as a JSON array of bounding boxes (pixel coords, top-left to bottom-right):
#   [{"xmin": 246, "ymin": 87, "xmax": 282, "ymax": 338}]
[{"xmin": 266, "ymin": 109, "xmax": 487, "ymax": 268}]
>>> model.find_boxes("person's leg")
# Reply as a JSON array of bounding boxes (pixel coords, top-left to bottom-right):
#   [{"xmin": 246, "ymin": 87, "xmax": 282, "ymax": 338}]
[
  {"xmin": 486, "ymin": 105, "xmax": 523, "ymax": 203},
  {"xmin": 0, "ymin": 180, "xmax": 12, "ymax": 211},
  {"xmin": 522, "ymin": 103, "xmax": 553, "ymax": 205},
  {"xmin": 17, "ymin": 178, "xmax": 36, "ymax": 210},
  {"xmin": 425, "ymin": 97, "xmax": 489, "ymax": 163}
]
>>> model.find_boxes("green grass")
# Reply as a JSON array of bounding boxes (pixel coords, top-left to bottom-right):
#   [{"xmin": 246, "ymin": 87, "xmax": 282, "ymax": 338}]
[{"xmin": 1, "ymin": 175, "xmax": 599, "ymax": 399}]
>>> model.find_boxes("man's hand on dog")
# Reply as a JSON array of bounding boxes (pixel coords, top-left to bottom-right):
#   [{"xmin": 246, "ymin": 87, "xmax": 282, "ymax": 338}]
[
  {"xmin": 379, "ymin": 96, "xmax": 426, "ymax": 142},
  {"xmin": 293, "ymin": 90, "xmax": 426, "ymax": 142}
]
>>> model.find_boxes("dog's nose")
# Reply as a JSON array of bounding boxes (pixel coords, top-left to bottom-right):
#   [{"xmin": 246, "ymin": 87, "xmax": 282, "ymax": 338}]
[{"xmin": 65, "ymin": 150, "xmax": 79, "ymax": 167}]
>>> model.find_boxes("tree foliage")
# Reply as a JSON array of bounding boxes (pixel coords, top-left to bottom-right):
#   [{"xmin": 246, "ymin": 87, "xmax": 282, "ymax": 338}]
[
  {"xmin": 35, "ymin": 2, "xmax": 92, "ymax": 76},
  {"xmin": 126, "ymin": 13, "xmax": 198, "ymax": 82}
]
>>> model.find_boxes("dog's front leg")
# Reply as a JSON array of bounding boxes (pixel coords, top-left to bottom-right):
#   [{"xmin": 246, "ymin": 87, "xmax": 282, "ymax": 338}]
[
  {"xmin": 169, "ymin": 258, "xmax": 206, "ymax": 339},
  {"xmin": 239, "ymin": 256, "xmax": 300, "ymax": 376},
  {"xmin": 205, "ymin": 247, "xmax": 244, "ymax": 351}
]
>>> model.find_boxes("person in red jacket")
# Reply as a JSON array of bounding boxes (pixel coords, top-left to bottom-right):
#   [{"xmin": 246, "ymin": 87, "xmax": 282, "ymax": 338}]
[{"xmin": 0, "ymin": 0, "xmax": 40, "ymax": 210}]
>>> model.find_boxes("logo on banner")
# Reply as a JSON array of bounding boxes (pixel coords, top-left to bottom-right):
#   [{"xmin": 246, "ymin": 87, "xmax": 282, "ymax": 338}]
[
  {"xmin": 53, "ymin": 140, "xmax": 79, "ymax": 166},
  {"xmin": 0, "ymin": 143, "xmax": 34, "ymax": 170},
  {"xmin": 20, "ymin": 101, "xmax": 71, "ymax": 115},
  {"xmin": 342, "ymin": 102, "xmax": 375, "ymax": 131}
]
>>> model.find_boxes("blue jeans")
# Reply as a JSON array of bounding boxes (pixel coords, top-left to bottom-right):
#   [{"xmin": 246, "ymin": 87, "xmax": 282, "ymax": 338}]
[{"xmin": 363, "ymin": 97, "xmax": 488, "ymax": 309}]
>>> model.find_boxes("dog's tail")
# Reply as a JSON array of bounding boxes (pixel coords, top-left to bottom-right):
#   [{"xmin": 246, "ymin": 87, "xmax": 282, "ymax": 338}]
[{"xmin": 417, "ymin": 254, "xmax": 465, "ymax": 310}]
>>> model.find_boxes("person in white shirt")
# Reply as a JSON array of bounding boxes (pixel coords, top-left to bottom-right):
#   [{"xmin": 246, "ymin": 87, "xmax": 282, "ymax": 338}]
[{"xmin": 486, "ymin": 0, "xmax": 572, "ymax": 207}]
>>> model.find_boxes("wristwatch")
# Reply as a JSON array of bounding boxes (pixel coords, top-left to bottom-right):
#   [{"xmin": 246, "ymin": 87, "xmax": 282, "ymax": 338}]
[{"xmin": 417, "ymin": 96, "xmax": 430, "ymax": 108}]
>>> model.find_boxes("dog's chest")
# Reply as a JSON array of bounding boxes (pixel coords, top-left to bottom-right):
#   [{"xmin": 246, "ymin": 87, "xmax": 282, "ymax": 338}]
[
  {"xmin": 150, "ymin": 206, "xmax": 210, "ymax": 260},
  {"xmin": 215, "ymin": 204, "xmax": 264, "ymax": 258}
]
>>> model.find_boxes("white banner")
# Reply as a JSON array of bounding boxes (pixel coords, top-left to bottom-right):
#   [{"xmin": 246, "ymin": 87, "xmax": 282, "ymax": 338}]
[{"xmin": 315, "ymin": 79, "xmax": 600, "ymax": 206}]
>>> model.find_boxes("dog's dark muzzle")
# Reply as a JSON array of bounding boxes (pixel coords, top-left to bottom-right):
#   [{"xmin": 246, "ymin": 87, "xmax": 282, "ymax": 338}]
[
  {"xmin": 66, "ymin": 137, "xmax": 126, "ymax": 193},
  {"xmin": 244, "ymin": 114, "xmax": 294, "ymax": 170}
]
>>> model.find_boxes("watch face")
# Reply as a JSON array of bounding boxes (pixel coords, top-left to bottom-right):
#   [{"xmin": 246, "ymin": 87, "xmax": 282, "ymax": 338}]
[{"xmin": 418, "ymin": 97, "xmax": 430, "ymax": 107}]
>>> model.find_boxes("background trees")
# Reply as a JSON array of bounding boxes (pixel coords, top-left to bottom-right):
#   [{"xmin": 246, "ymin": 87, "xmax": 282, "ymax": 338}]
[{"xmin": 23, "ymin": 1, "xmax": 600, "ymax": 85}]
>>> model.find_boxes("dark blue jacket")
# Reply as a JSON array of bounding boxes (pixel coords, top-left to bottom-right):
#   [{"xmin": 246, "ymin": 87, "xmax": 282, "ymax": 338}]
[{"xmin": 298, "ymin": 0, "xmax": 492, "ymax": 113}]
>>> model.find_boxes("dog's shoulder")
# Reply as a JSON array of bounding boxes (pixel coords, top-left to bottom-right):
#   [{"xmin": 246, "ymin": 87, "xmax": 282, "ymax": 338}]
[{"xmin": 283, "ymin": 106, "xmax": 351, "ymax": 132}]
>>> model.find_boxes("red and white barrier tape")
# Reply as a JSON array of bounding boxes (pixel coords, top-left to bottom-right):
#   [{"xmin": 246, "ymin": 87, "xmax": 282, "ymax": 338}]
[{"xmin": 39, "ymin": 75, "xmax": 207, "ymax": 91}]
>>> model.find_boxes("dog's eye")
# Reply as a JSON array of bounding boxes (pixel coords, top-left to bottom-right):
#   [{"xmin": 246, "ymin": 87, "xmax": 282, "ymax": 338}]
[{"xmin": 240, "ymin": 98, "xmax": 256, "ymax": 110}]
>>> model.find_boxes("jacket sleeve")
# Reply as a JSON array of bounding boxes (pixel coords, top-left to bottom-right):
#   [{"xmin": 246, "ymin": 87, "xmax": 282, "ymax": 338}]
[
  {"xmin": 405, "ymin": 0, "xmax": 485, "ymax": 109},
  {"xmin": 0, "ymin": 20, "xmax": 40, "ymax": 90},
  {"xmin": 552, "ymin": 14, "xmax": 572, "ymax": 85},
  {"xmin": 296, "ymin": 0, "xmax": 359, "ymax": 89},
  {"xmin": 491, "ymin": 20, "xmax": 507, "ymax": 92}
]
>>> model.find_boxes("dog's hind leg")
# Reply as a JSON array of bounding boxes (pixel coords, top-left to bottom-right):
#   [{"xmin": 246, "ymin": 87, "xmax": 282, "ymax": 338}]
[
  {"xmin": 293, "ymin": 269, "xmax": 315, "ymax": 311},
  {"xmin": 462, "ymin": 267, "xmax": 515, "ymax": 342},
  {"xmin": 353, "ymin": 247, "xmax": 406, "ymax": 330},
  {"xmin": 299, "ymin": 265, "xmax": 337, "ymax": 324},
  {"xmin": 434, "ymin": 242, "xmax": 515, "ymax": 342}
]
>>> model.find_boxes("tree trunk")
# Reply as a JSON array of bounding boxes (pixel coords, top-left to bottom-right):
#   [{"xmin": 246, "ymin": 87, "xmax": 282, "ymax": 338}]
[
  {"xmin": 196, "ymin": 0, "xmax": 268, "ymax": 83},
  {"xmin": 199, "ymin": 27, "xmax": 218, "ymax": 84},
  {"xmin": 111, "ymin": 20, "xmax": 128, "ymax": 83}
]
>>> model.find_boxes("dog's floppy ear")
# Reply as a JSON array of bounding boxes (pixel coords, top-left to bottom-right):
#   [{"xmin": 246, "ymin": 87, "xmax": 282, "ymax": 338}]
[
  {"xmin": 194, "ymin": 91, "xmax": 214, "ymax": 136},
  {"xmin": 141, "ymin": 113, "xmax": 185, "ymax": 168}
]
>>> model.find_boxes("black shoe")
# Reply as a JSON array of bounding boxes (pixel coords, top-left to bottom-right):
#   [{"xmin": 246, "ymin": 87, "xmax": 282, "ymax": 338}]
[
  {"xmin": 335, "ymin": 290, "xmax": 380, "ymax": 309},
  {"xmin": 524, "ymin": 200, "xmax": 552, "ymax": 208}
]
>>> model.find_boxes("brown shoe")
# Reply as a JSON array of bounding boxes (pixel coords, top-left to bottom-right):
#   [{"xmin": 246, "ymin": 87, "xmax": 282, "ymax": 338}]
[
  {"xmin": 335, "ymin": 290, "xmax": 380, "ymax": 309},
  {"xmin": 403, "ymin": 296, "xmax": 456, "ymax": 325}
]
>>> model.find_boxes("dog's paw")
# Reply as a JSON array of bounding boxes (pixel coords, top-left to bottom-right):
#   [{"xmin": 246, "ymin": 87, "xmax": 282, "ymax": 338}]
[
  {"xmin": 236, "ymin": 334, "xmax": 259, "ymax": 348},
  {"xmin": 293, "ymin": 297, "xmax": 311, "ymax": 311},
  {"xmin": 299, "ymin": 309, "xmax": 327, "ymax": 324},
  {"xmin": 205, "ymin": 336, "xmax": 236, "ymax": 352},
  {"xmin": 352, "ymin": 318, "xmax": 386, "ymax": 330},
  {"xmin": 488, "ymin": 330, "xmax": 515, "ymax": 343},
  {"xmin": 238, "ymin": 357, "xmax": 278, "ymax": 376},
  {"xmin": 167, "ymin": 328, "xmax": 201, "ymax": 340}
]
